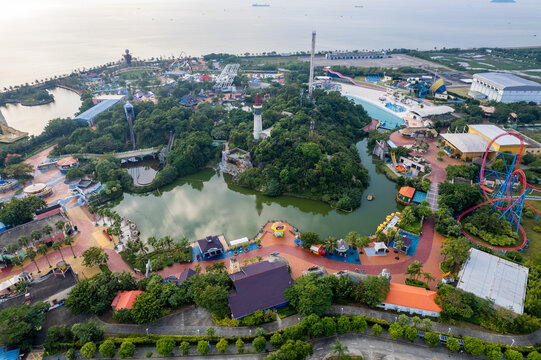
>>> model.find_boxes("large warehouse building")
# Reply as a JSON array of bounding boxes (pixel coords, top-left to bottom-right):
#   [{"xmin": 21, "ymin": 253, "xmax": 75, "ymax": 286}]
[{"xmin": 469, "ymin": 72, "xmax": 541, "ymax": 104}]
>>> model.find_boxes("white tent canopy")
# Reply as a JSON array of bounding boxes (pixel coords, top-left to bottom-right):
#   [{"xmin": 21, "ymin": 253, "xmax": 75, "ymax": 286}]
[
  {"xmin": 230, "ymin": 237, "xmax": 249, "ymax": 247},
  {"xmin": 374, "ymin": 242, "xmax": 388, "ymax": 253}
]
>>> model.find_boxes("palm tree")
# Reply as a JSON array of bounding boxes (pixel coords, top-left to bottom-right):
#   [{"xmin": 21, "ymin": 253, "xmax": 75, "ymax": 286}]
[
  {"xmin": 401, "ymin": 206, "xmax": 415, "ymax": 226},
  {"xmin": 324, "ymin": 236, "xmax": 338, "ymax": 254},
  {"xmin": 394, "ymin": 239, "xmax": 405, "ymax": 254},
  {"xmin": 26, "ymin": 249, "xmax": 40, "ymax": 273},
  {"xmin": 331, "ymin": 340, "xmax": 348, "ymax": 358},
  {"xmin": 406, "ymin": 260, "xmax": 423, "ymax": 280},
  {"xmin": 423, "ymin": 272, "xmax": 435, "ymax": 283},
  {"xmin": 11, "ymin": 256, "xmax": 23, "ymax": 269},
  {"xmin": 55, "ymin": 220, "xmax": 65, "ymax": 232},
  {"xmin": 18, "ymin": 236, "xmax": 29, "ymax": 249},
  {"xmin": 147, "ymin": 236, "xmax": 158, "ymax": 250},
  {"xmin": 63, "ymin": 236, "xmax": 76, "ymax": 258},
  {"xmin": 38, "ymin": 244, "xmax": 52, "ymax": 268},
  {"xmin": 52, "ymin": 241, "xmax": 65, "ymax": 262},
  {"xmin": 31, "ymin": 230, "xmax": 42, "ymax": 246},
  {"xmin": 42, "ymin": 225, "xmax": 53, "ymax": 242},
  {"xmin": 344, "ymin": 231, "xmax": 361, "ymax": 248},
  {"xmin": 105, "ymin": 227, "xmax": 116, "ymax": 246},
  {"xmin": 135, "ymin": 240, "xmax": 148, "ymax": 255},
  {"xmin": 6, "ymin": 243, "xmax": 18, "ymax": 254},
  {"xmin": 375, "ymin": 230, "xmax": 387, "ymax": 243},
  {"xmin": 161, "ymin": 236, "xmax": 173, "ymax": 250}
]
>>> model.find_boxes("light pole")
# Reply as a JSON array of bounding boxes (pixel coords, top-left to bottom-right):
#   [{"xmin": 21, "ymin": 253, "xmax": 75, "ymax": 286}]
[
  {"xmin": 341, "ymin": 307, "xmax": 344, "ymax": 315},
  {"xmin": 146, "ymin": 328, "xmax": 149, "ymax": 337},
  {"xmin": 448, "ymin": 327, "xmax": 451, "ymax": 334}
]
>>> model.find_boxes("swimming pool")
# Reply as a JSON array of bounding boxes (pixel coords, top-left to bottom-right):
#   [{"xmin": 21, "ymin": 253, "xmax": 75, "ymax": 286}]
[{"xmin": 345, "ymin": 95, "xmax": 404, "ymax": 130}]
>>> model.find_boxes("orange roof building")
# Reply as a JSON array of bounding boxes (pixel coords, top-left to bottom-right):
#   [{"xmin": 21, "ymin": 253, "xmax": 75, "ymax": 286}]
[
  {"xmin": 379, "ymin": 283, "xmax": 441, "ymax": 317},
  {"xmin": 397, "ymin": 186, "xmax": 416, "ymax": 203},
  {"xmin": 111, "ymin": 290, "xmax": 144, "ymax": 311}
]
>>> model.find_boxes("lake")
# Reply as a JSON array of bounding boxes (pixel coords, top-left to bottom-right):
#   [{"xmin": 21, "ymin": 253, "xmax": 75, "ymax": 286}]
[
  {"xmin": 1, "ymin": 0, "xmax": 540, "ymax": 88},
  {"xmin": 113, "ymin": 138, "xmax": 399, "ymax": 242},
  {"xmin": 0, "ymin": 87, "xmax": 82, "ymax": 136}
]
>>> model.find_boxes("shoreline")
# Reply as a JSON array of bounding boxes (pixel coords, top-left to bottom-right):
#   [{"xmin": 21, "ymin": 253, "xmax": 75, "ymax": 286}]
[{"xmin": 339, "ymin": 82, "xmax": 407, "ymax": 120}]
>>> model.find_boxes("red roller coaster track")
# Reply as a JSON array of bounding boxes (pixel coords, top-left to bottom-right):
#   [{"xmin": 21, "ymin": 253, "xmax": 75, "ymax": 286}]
[{"xmin": 457, "ymin": 132, "xmax": 541, "ymax": 251}]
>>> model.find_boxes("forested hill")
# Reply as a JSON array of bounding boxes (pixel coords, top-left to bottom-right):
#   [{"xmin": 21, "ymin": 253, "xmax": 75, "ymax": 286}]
[{"xmin": 233, "ymin": 86, "xmax": 372, "ymax": 211}]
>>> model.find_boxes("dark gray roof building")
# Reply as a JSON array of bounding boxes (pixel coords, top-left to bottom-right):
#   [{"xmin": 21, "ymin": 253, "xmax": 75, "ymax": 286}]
[
  {"xmin": 197, "ymin": 236, "xmax": 224, "ymax": 258},
  {"xmin": 228, "ymin": 261, "xmax": 292, "ymax": 319}
]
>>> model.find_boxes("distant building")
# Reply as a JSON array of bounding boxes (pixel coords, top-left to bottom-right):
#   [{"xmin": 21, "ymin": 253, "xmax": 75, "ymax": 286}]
[
  {"xmin": 111, "ymin": 290, "xmax": 144, "ymax": 311},
  {"xmin": 441, "ymin": 124, "xmax": 526, "ymax": 160},
  {"xmin": 228, "ymin": 260, "xmax": 293, "ymax": 319},
  {"xmin": 469, "ymin": 73, "xmax": 541, "ymax": 104},
  {"xmin": 197, "ymin": 235, "xmax": 224, "ymax": 259},
  {"xmin": 457, "ymin": 248, "xmax": 528, "ymax": 314},
  {"xmin": 325, "ymin": 51, "xmax": 387, "ymax": 60},
  {"xmin": 379, "ymin": 283, "xmax": 441, "ymax": 317}
]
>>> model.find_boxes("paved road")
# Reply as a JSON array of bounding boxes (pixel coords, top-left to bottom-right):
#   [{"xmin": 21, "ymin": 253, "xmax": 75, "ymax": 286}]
[{"xmin": 311, "ymin": 333, "xmax": 474, "ymax": 360}]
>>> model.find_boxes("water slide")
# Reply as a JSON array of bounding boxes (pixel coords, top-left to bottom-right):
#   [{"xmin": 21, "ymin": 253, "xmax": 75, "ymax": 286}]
[
  {"xmin": 325, "ymin": 68, "xmax": 386, "ymax": 91},
  {"xmin": 391, "ymin": 152, "xmax": 414, "ymax": 174}
]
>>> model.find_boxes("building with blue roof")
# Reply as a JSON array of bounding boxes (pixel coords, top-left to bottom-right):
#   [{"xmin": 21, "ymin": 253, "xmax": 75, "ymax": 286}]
[
  {"xmin": 0, "ymin": 346, "xmax": 20, "ymax": 360},
  {"xmin": 73, "ymin": 99, "xmax": 121, "ymax": 125},
  {"xmin": 469, "ymin": 73, "xmax": 541, "ymax": 104}
]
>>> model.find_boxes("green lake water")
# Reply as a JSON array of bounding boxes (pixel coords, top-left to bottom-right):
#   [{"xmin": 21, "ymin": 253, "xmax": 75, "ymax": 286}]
[{"xmin": 113, "ymin": 138, "xmax": 399, "ymax": 241}]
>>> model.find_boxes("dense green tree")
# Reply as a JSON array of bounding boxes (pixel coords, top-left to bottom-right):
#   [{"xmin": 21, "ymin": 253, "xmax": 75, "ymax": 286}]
[
  {"xmin": 82, "ymin": 247, "xmax": 109, "ymax": 267},
  {"xmin": 389, "ymin": 323, "xmax": 404, "ymax": 339},
  {"xmin": 71, "ymin": 320, "xmax": 105, "ymax": 343},
  {"xmin": 351, "ymin": 315, "xmax": 367, "ymax": 332},
  {"xmin": 485, "ymin": 343, "xmax": 503, "ymax": 360},
  {"xmin": 270, "ymin": 333, "xmax": 284, "ymax": 348},
  {"xmin": 446, "ymin": 337, "xmax": 460, "ymax": 352},
  {"xmin": 0, "ymin": 302, "xmax": 49, "ymax": 350},
  {"xmin": 193, "ymin": 284, "xmax": 230, "ymax": 318},
  {"xmin": 0, "ymin": 196, "xmax": 46, "ymax": 227},
  {"xmin": 99, "ymin": 340, "xmax": 116, "ymax": 358},
  {"xmin": 504, "ymin": 349, "xmax": 523, "ymax": 360},
  {"xmin": 336, "ymin": 316, "xmax": 352, "ymax": 333},
  {"xmin": 424, "ymin": 332, "xmax": 440, "ymax": 347},
  {"xmin": 321, "ymin": 317, "xmax": 337, "ymax": 336},
  {"xmin": 403, "ymin": 325, "xmax": 417, "ymax": 342},
  {"xmin": 463, "ymin": 337, "xmax": 484, "ymax": 355},
  {"xmin": 131, "ymin": 287, "xmax": 164, "ymax": 324},
  {"xmin": 439, "ymin": 182, "xmax": 483, "ymax": 216},
  {"xmin": 528, "ymin": 351, "xmax": 541, "ymax": 360},
  {"xmin": 156, "ymin": 338, "xmax": 175, "ymax": 356},
  {"xmin": 66, "ymin": 348, "xmax": 77, "ymax": 360},
  {"xmin": 119, "ymin": 341, "xmax": 135, "ymax": 359},
  {"xmin": 216, "ymin": 338, "xmax": 228, "ymax": 353},
  {"xmin": 179, "ymin": 341, "xmax": 190, "ymax": 355},
  {"xmin": 197, "ymin": 340, "xmax": 210, "ymax": 355},
  {"xmin": 285, "ymin": 274, "xmax": 333, "ymax": 316},
  {"xmin": 352, "ymin": 275, "xmax": 390, "ymax": 307},
  {"xmin": 371, "ymin": 324, "xmax": 382, "ymax": 336},
  {"xmin": 80, "ymin": 342, "xmax": 96, "ymax": 358},
  {"xmin": 253, "ymin": 336, "xmax": 267, "ymax": 352},
  {"xmin": 236, "ymin": 338, "xmax": 244, "ymax": 353}
]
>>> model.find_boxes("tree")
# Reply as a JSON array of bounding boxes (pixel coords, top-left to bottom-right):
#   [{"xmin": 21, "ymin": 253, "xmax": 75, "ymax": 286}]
[
  {"xmin": 99, "ymin": 339, "xmax": 116, "ymax": 358},
  {"xmin": 25, "ymin": 248, "xmax": 39, "ymax": 272},
  {"xmin": 80, "ymin": 342, "xmax": 96, "ymax": 358},
  {"xmin": 337, "ymin": 316, "xmax": 352, "ymax": 333},
  {"xmin": 37, "ymin": 244, "xmax": 51, "ymax": 268},
  {"xmin": 0, "ymin": 302, "xmax": 49, "ymax": 350},
  {"xmin": 403, "ymin": 325, "xmax": 417, "ymax": 342},
  {"xmin": 437, "ymin": 149, "xmax": 445, "ymax": 160},
  {"xmin": 52, "ymin": 241, "xmax": 65, "ymax": 262},
  {"xmin": 42, "ymin": 225, "xmax": 53, "ymax": 241},
  {"xmin": 425, "ymin": 332, "xmax": 440, "ymax": 347},
  {"xmin": 422, "ymin": 318, "xmax": 432, "ymax": 331},
  {"xmin": 6, "ymin": 243, "xmax": 18, "ymax": 254},
  {"xmin": 372, "ymin": 324, "xmax": 382, "ymax": 336},
  {"xmin": 66, "ymin": 349, "xmax": 77, "ymax": 360},
  {"xmin": 206, "ymin": 326, "xmax": 216, "ymax": 337},
  {"xmin": 194, "ymin": 284, "xmax": 230, "ymax": 318},
  {"xmin": 352, "ymin": 275, "xmax": 390, "ymax": 307},
  {"xmin": 411, "ymin": 316, "xmax": 421, "ymax": 327},
  {"xmin": 253, "ymin": 336, "xmax": 267, "ymax": 352},
  {"xmin": 398, "ymin": 314, "xmax": 409, "ymax": 325},
  {"xmin": 216, "ymin": 338, "xmax": 228, "ymax": 354},
  {"xmin": 255, "ymin": 327, "xmax": 265, "ymax": 337},
  {"xmin": 321, "ymin": 317, "xmax": 337, "ymax": 336},
  {"xmin": 55, "ymin": 220, "xmax": 65, "ymax": 231},
  {"xmin": 446, "ymin": 337, "xmax": 460, "ymax": 352},
  {"xmin": 528, "ymin": 351, "xmax": 541, "ymax": 360},
  {"xmin": 389, "ymin": 323, "xmax": 404, "ymax": 339},
  {"xmin": 131, "ymin": 287, "xmax": 164, "ymax": 324},
  {"xmin": 485, "ymin": 343, "xmax": 503, "ymax": 360},
  {"xmin": 64, "ymin": 235, "xmax": 76, "ymax": 257},
  {"xmin": 179, "ymin": 341, "xmax": 190, "ymax": 355},
  {"xmin": 324, "ymin": 236, "xmax": 338, "ymax": 254},
  {"xmin": 18, "ymin": 236, "xmax": 29, "ymax": 249},
  {"xmin": 463, "ymin": 337, "xmax": 484, "ymax": 355},
  {"xmin": 31, "ymin": 230, "xmax": 42, "ymax": 245},
  {"xmin": 331, "ymin": 340, "xmax": 348, "ymax": 358},
  {"xmin": 11, "ymin": 256, "xmax": 23, "ymax": 269},
  {"xmin": 72, "ymin": 320, "xmax": 105, "ymax": 343},
  {"xmin": 156, "ymin": 338, "xmax": 175, "ymax": 356},
  {"xmin": 401, "ymin": 206, "xmax": 415, "ymax": 225},
  {"xmin": 197, "ymin": 340, "xmax": 209, "ymax": 355},
  {"xmin": 270, "ymin": 333, "xmax": 283, "ymax": 348},
  {"xmin": 284, "ymin": 274, "xmax": 333, "ymax": 316},
  {"xmin": 236, "ymin": 338, "xmax": 244, "ymax": 353},
  {"xmin": 82, "ymin": 247, "xmax": 109, "ymax": 267},
  {"xmin": 504, "ymin": 349, "xmax": 523, "ymax": 360},
  {"xmin": 0, "ymin": 196, "xmax": 45, "ymax": 227},
  {"xmin": 300, "ymin": 232, "xmax": 320, "ymax": 249},
  {"xmin": 277, "ymin": 339, "xmax": 313, "ymax": 360},
  {"xmin": 406, "ymin": 260, "xmax": 423, "ymax": 280},
  {"xmin": 119, "ymin": 341, "xmax": 135, "ymax": 359},
  {"xmin": 351, "ymin": 315, "xmax": 367, "ymax": 332}
]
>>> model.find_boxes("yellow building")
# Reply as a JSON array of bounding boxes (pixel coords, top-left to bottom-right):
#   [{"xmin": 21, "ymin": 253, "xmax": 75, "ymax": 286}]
[{"xmin": 441, "ymin": 124, "xmax": 527, "ymax": 160}]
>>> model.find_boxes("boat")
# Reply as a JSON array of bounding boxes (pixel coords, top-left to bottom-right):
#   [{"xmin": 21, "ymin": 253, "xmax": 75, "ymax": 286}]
[
  {"xmin": 252, "ymin": 3, "xmax": 270, "ymax": 7},
  {"xmin": 354, "ymin": 5, "xmax": 364, "ymax": 8}
]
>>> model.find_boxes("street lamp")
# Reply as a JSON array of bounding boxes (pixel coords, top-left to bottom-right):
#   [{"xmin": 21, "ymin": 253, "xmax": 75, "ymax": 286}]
[{"xmin": 146, "ymin": 328, "xmax": 149, "ymax": 336}]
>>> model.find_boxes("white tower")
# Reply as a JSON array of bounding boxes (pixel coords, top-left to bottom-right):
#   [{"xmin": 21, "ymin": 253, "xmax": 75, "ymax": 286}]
[
  {"xmin": 253, "ymin": 94, "xmax": 263, "ymax": 139},
  {"xmin": 308, "ymin": 31, "xmax": 316, "ymax": 98}
]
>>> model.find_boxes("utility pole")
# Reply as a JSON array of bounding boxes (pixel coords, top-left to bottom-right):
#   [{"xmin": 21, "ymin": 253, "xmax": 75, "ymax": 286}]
[{"xmin": 308, "ymin": 31, "xmax": 316, "ymax": 98}]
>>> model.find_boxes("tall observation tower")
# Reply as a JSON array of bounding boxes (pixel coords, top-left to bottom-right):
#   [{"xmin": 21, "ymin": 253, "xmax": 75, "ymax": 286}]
[
  {"xmin": 123, "ymin": 49, "xmax": 132, "ymax": 66},
  {"xmin": 308, "ymin": 31, "xmax": 316, "ymax": 98},
  {"xmin": 253, "ymin": 94, "xmax": 263, "ymax": 140}
]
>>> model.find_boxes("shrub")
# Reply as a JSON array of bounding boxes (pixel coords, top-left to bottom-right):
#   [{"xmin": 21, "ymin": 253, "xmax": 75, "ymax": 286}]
[
  {"xmin": 405, "ymin": 278, "xmax": 430, "ymax": 289},
  {"xmin": 388, "ymin": 323, "xmax": 404, "ymax": 339},
  {"xmin": 255, "ymin": 327, "xmax": 265, "ymax": 337},
  {"xmin": 99, "ymin": 340, "xmax": 116, "ymax": 358},
  {"xmin": 113, "ymin": 309, "xmax": 133, "ymax": 323},
  {"xmin": 528, "ymin": 351, "xmax": 541, "ymax": 360},
  {"xmin": 372, "ymin": 324, "xmax": 383, "ymax": 336},
  {"xmin": 197, "ymin": 340, "xmax": 209, "ymax": 355},
  {"xmin": 156, "ymin": 338, "xmax": 175, "ymax": 356},
  {"xmin": 403, "ymin": 326, "xmax": 417, "ymax": 342},
  {"xmin": 206, "ymin": 327, "xmax": 215, "ymax": 337},
  {"xmin": 398, "ymin": 314, "xmax": 409, "ymax": 325},
  {"xmin": 424, "ymin": 332, "xmax": 440, "ymax": 347},
  {"xmin": 146, "ymin": 351, "xmax": 152, "ymax": 358},
  {"xmin": 80, "ymin": 342, "xmax": 96, "ymax": 358},
  {"xmin": 66, "ymin": 349, "xmax": 77, "ymax": 360},
  {"xmin": 505, "ymin": 349, "xmax": 524, "ymax": 360},
  {"xmin": 463, "ymin": 337, "xmax": 484, "ymax": 355},
  {"xmin": 253, "ymin": 336, "xmax": 267, "ymax": 352},
  {"xmin": 485, "ymin": 343, "xmax": 503, "ymax": 360},
  {"xmin": 236, "ymin": 338, "xmax": 244, "ymax": 353},
  {"xmin": 321, "ymin": 317, "xmax": 337, "ymax": 336},
  {"xmin": 352, "ymin": 315, "xmax": 367, "ymax": 332},
  {"xmin": 72, "ymin": 320, "xmax": 105, "ymax": 343},
  {"xmin": 270, "ymin": 333, "xmax": 283, "ymax": 348},
  {"xmin": 119, "ymin": 341, "xmax": 135, "ymax": 359},
  {"xmin": 534, "ymin": 226, "xmax": 541, "ymax": 233},
  {"xmin": 216, "ymin": 338, "xmax": 228, "ymax": 354},
  {"xmin": 179, "ymin": 341, "xmax": 190, "ymax": 356},
  {"xmin": 337, "ymin": 316, "xmax": 352, "ymax": 333},
  {"xmin": 446, "ymin": 337, "xmax": 460, "ymax": 352}
]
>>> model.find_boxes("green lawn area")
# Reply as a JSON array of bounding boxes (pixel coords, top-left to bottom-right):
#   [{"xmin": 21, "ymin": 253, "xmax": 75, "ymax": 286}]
[
  {"xmin": 520, "ymin": 200, "xmax": 541, "ymax": 262},
  {"xmin": 277, "ymin": 304, "xmax": 297, "ymax": 319},
  {"xmin": 399, "ymin": 219, "xmax": 421, "ymax": 235}
]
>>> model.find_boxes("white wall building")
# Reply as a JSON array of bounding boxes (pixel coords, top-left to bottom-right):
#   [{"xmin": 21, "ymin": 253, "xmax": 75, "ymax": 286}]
[{"xmin": 469, "ymin": 73, "xmax": 541, "ymax": 104}]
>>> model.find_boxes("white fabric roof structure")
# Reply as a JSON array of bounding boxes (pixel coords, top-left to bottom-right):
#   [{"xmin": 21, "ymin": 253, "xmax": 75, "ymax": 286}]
[
  {"xmin": 374, "ymin": 242, "xmax": 388, "ymax": 253},
  {"xmin": 229, "ymin": 237, "xmax": 249, "ymax": 247},
  {"xmin": 469, "ymin": 124, "xmax": 524, "ymax": 146},
  {"xmin": 474, "ymin": 73, "xmax": 541, "ymax": 91},
  {"xmin": 440, "ymin": 133, "xmax": 489, "ymax": 153},
  {"xmin": 414, "ymin": 105, "xmax": 454, "ymax": 118},
  {"xmin": 336, "ymin": 239, "xmax": 348, "ymax": 252},
  {"xmin": 457, "ymin": 248, "xmax": 529, "ymax": 314}
]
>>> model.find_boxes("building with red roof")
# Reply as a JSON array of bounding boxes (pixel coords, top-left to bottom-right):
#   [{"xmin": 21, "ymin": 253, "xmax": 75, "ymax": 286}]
[
  {"xmin": 111, "ymin": 290, "xmax": 144, "ymax": 311},
  {"xmin": 397, "ymin": 186, "xmax": 416, "ymax": 204},
  {"xmin": 379, "ymin": 283, "xmax": 441, "ymax": 317}
]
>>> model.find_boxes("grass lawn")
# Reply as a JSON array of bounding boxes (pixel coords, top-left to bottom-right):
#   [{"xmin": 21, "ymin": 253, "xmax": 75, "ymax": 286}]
[
  {"xmin": 277, "ymin": 304, "xmax": 297, "ymax": 319},
  {"xmin": 519, "ymin": 200, "xmax": 541, "ymax": 262},
  {"xmin": 399, "ymin": 220, "xmax": 421, "ymax": 235}
]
